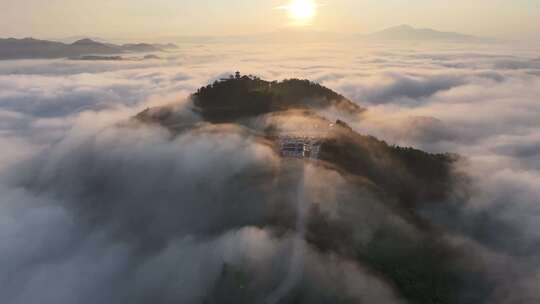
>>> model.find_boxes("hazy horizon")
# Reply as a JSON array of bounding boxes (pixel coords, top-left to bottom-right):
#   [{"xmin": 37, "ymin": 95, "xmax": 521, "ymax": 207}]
[{"xmin": 2, "ymin": 0, "xmax": 540, "ymax": 40}]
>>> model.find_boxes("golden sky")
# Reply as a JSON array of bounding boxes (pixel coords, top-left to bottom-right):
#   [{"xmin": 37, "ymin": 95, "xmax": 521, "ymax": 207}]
[{"xmin": 1, "ymin": 0, "xmax": 539, "ymax": 39}]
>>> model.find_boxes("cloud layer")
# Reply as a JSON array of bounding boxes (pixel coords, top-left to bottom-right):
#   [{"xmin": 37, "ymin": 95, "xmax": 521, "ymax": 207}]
[{"xmin": 0, "ymin": 42, "xmax": 539, "ymax": 303}]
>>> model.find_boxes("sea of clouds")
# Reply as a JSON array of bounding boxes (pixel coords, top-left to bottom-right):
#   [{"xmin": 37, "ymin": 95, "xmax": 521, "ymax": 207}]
[{"xmin": 0, "ymin": 41, "xmax": 539, "ymax": 303}]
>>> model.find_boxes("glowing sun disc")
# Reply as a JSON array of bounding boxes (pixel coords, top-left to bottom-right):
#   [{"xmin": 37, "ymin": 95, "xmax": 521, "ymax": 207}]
[{"xmin": 286, "ymin": 0, "xmax": 317, "ymax": 23}]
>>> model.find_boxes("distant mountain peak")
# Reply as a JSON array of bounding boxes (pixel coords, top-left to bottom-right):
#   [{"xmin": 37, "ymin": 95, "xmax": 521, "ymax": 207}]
[
  {"xmin": 359, "ymin": 25, "xmax": 480, "ymax": 42},
  {"xmin": 71, "ymin": 38, "xmax": 103, "ymax": 45}
]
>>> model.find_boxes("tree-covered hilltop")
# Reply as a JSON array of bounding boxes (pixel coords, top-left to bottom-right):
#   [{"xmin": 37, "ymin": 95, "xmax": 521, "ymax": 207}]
[
  {"xmin": 134, "ymin": 75, "xmax": 486, "ymax": 304},
  {"xmin": 137, "ymin": 75, "xmax": 458, "ymax": 210},
  {"xmin": 192, "ymin": 72, "xmax": 364, "ymax": 121}
]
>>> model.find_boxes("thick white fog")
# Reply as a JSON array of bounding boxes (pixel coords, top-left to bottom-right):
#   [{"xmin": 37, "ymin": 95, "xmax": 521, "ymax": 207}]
[{"xmin": 1, "ymin": 42, "xmax": 539, "ymax": 303}]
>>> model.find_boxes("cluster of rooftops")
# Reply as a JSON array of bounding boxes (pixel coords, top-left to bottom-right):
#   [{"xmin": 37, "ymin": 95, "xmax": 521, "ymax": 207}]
[{"xmin": 279, "ymin": 136, "xmax": 322, "ymax": 159}]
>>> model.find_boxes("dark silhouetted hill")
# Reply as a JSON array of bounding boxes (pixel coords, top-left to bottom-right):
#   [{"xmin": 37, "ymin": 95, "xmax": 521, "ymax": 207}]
[
  {"xmin": 120, "ymin": 43, "xmax": 161, "ymax": 53},
  {"xmin": 0, "ymin": 37, "xmax": 176, "ymax": 60},
  {"xmin": 191, "ymin": 74, "xmax": 364, "ymax": 122}
]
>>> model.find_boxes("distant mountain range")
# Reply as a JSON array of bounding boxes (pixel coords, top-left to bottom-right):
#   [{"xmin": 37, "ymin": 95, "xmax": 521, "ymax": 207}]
[
  {"xmin": 356, "ymin": 25, "xmax": 484, "ymax": 42},
  {"xmin": 155, "ymin": 25, "xmax": 489, "ymax": 44},
  {"xmin": 0, "ymin": 38, "xmax": 178, "ymax": 60},
  {"xmin": 0, "ymin": 26, "xmax": 490, "ymax": 59}
]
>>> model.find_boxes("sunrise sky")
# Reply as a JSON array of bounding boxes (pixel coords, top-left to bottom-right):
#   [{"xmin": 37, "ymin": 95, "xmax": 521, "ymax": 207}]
[{"xmin": 2, "ymin": 0, "xmax": 539, "ymax": 39}]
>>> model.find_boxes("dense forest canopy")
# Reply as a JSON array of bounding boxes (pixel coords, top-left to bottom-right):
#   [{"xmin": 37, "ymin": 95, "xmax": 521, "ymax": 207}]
[{"xmin": 192, "ymin": 73, "xmax": 364, "ymax": 121}]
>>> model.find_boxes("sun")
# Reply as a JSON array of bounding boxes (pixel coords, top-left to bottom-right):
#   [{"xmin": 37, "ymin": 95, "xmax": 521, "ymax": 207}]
[{"xmin": 284, "ymin": 0, "xmax": 317, "ymax": 24}]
